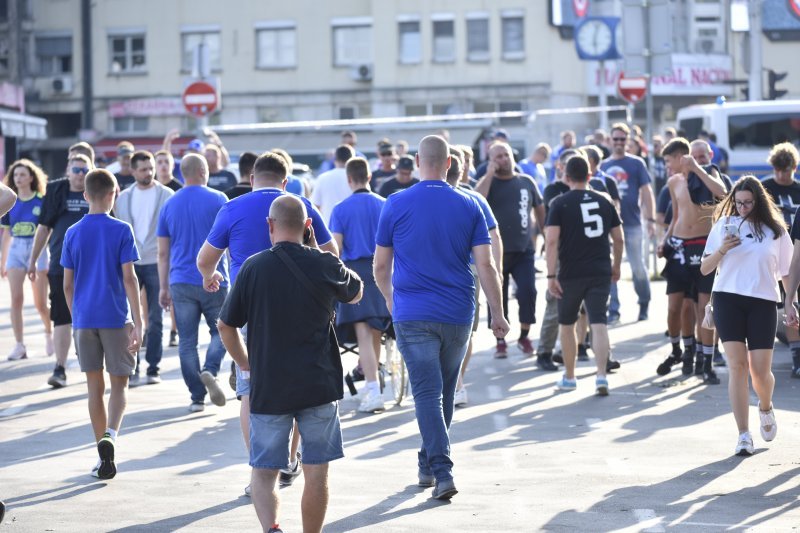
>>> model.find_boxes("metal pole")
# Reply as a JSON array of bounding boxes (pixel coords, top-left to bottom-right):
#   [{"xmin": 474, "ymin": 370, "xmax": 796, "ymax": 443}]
[
  {"xmin": 599, "ymin": 60, "xmax": 609, "ymax": 132},
  {"xmin": 81, "ymin": 0, "xmax": 93, "ymax": 130},
  {"xmin": 748, "ymin": 0, "xmax": 763, "ymax": 101}
]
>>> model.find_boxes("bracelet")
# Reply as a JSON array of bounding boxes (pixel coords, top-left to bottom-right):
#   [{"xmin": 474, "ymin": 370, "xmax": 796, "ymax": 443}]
[{"xmin": 546, "ymin": 274, "xmax": 556, "ymax": 279}]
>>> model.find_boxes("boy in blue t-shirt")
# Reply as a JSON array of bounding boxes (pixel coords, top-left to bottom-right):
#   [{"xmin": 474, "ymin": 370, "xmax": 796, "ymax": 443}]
[{"xmin": 61, "ymin": 169, "xmax": 143, "ymax": 480}]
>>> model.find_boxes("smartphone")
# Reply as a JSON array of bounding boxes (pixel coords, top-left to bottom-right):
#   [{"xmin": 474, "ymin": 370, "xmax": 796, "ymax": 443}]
[
  {"xmin": 303, "ymin": 226, "xmax": 311, "ymax": 244},
  {"xmin": 723, "ymin": 223, "xmax": 738, "ymax": 238}
]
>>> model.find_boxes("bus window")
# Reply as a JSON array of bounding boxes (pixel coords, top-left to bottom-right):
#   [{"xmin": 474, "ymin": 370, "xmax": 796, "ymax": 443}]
[
  {"xmin": 678, "ymin": 117, "xmax": 703, "ymax": 141},
  {"xmin": 728, "ymin": 113, "xmax": 800, "ymax": 150}
]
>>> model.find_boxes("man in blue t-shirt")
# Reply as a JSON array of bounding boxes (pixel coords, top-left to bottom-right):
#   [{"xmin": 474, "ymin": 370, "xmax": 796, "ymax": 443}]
[
  {"xmin": 600, "ymin": 122, "xmax": 656, "ymax": 322},
  {"xmin": 157, "ymin": 154, "xmax": 229, "ymax": 412},
  {"xmin": 374, "ymin": 135, "xmax": 509, "ymax": 500},
  {"xmin": 61, "ymin": 169, "xmax": 143, "ymax": 479}
]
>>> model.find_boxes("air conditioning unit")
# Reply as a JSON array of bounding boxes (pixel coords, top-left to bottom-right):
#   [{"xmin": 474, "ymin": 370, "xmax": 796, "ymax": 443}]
[
  {"xmin": 695, "ymin": 38, "xmax": 722, "ymax": 54},
  {"xmin": 52, "ymin": 75, "xmax": 73, "ymax": 94},
  {"xmin": 349, "ymin": 63, "xmax": 373, "ymax": 82}
]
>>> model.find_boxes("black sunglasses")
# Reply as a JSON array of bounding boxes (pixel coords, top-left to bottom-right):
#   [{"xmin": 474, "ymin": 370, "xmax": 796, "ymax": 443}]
[{"xmin": 71, "ymin": 167, "xmax": 90, "ymax": 174}]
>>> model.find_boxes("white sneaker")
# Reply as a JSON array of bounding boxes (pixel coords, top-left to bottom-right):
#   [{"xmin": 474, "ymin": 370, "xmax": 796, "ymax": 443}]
[
  {"xmin": 759, "ymin": 404, "xmax": 777, "ymax": 442},
  {"xmin": 200, "ymin": 370, "xmax": 226, "ymax": 406},
  {"xmin": 735, "ymin": 432, "xmax": 755, "ymax": 456},
  {"xmin": 244, "ymin": 484, "xmax": 252, "ymax": 497},
  {"xmin": 45, "ymin": 333, "xmax": 55, "ymax": 356},
  {"xmin": 358, "ymin": 389, "xmax": 385, "ymax": 413},
  {"xmin": 189, "ymin": 402, "xmax": 205, "ymax": 413},
  {"xmin": 7, "ymin": 343, "xmax": 27, "ymax": 361},
  {"xmin": 454, "ymin": 386, "xmax": 468, "ymax": 407}
]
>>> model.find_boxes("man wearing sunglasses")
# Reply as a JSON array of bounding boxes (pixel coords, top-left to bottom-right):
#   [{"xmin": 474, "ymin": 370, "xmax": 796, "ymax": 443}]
[
  {"xmin": 28, "ymin": 154, "xmax": 93, "ymax": 389},
  {"xmin": 600, "ymin": 123, "xmax": 656, "ymax": 323}
]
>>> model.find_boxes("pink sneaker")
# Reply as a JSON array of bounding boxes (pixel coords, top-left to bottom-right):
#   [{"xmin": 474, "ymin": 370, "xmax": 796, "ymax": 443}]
[
  {"xmin": 494, "ymin": 340, "xmax": 508, "ymax": 359},
  {"xmin": 517, "ymin": 337, "xmax": 534, "ymax": 356}
]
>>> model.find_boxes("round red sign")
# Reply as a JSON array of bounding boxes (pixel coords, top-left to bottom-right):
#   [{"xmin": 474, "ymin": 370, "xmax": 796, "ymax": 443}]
[
  {"xmin": 617, "ymin": 73, "xmax": 647, "ymax": 104},
  {"xmin": 182, "ymin": 81, "xmax": 218, "ymax": 117}
]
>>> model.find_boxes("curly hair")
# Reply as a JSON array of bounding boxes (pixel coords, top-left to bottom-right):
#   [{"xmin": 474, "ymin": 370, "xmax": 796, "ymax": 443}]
[
  {"xmin": 3, "ymin": 159, "xmax": 48, "ymax": 196},
  {"xmin": 713, "ymin": 175, "xmax": 785, "ymax": 241},
  {"xmin": 768, "ymin": 142, "xmax": 799, "ymax": 172}
]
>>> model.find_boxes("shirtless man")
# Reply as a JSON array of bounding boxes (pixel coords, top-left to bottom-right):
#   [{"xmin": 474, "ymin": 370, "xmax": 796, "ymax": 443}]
[{"xmin": 658, "ymin": 137, "xmax": 727, "ymax": 384}]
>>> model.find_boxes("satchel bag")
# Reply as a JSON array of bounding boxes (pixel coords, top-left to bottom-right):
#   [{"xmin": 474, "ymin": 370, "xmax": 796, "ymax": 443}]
[
  {"xmin": 274, "ymin": 246, "xmax": 336, "ymax": 325},
  {"xmin": 701, "ymin": 296, "xmax": 715, "ymax": 330}
]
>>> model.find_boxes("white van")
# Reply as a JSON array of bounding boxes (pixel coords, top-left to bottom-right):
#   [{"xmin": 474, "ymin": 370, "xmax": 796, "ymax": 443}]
[{"xmin": 676, "ymin": 100, "xmax": 800, "ymax": 179}]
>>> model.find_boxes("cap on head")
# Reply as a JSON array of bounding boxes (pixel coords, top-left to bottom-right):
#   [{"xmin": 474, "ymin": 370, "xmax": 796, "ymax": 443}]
[
  {"xmin": 493, "ymin": 129, "xmax": 509, "ymax": 140},
  {"xmin": 117, "ymin": 141, "xmax": 134, "ymax": 156},
  {"xmin": 187, "ymin": 139, "xmax": 205, "ymax": 152},
  {"xmin": 397, "ymin": 155, "xmax": 415, "ymax": 170}
]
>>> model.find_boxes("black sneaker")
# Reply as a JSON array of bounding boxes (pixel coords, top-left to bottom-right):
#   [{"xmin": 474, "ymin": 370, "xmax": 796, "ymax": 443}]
[
  {"xmin": 694, "ymin": 353, "xmax": 704, "ymax": 376},
  {"xmin": 792, "ymin": 352, "xmax": 800, "ymax": 379},
  {"xmin": 169, "ymin": 330, "xmax": 178, "ymax": 347},
  {"xmin": 703, "ymin": 368, "xmax": 721, "ymax": 385},
  {"xmin": 657, "ymin": 352, "xmax": 682, "ymax": 376},
  {"xmin": 432, "ymin": 478, "xmax": 458, "ymax": 500},
  {"xmin": 552, "ymin": 351, "xmax": 564, "ymax": 365},
  {"xmin": 279, "ymin": 453, "xmax": 302, "ymax": 487},
  {"xmin": 606, "ymin": 358, "xmax": 621, "ymax": 372},
  {"xmin": 97, "ymin": 433, "xmax": 117, "ymax": 479},
  {"xmin": 0, "ymin": 500, "xmax": 5, "ymax": 524},
  {"xmin": 681, "ymin": 350, "xmax": 694, "ymax": 376},
  {"xmin": 47, "ymin": 365, "xmax": 67, "ymax": 388},
  {"xmin": 536, "ymin": 353, "xmax": 558, "ymax": 371},
  {"xmin": 577, "ymin": 344, "xmax": 590, "ymax": 362},
  {"xmin": 638, "ymin": 305, "xmax": 649, "ymax": 321}
]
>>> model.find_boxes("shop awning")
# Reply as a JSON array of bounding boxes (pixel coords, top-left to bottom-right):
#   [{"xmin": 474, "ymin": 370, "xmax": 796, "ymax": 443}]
[{"xmin": 0, "ymin": 109, "xmax": 47, "ymax": 140}]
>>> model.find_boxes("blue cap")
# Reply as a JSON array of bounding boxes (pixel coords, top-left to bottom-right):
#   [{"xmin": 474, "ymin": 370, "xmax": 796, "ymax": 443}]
[{"xmin": 187, "ymin": 139, "xmax": 205, "ymax": 152}]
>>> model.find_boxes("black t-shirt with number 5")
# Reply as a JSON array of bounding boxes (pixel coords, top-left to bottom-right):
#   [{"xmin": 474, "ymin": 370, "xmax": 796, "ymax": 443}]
[{"xmin": 545, "ymin": 188, "xmax": 621, "ymax": 281}]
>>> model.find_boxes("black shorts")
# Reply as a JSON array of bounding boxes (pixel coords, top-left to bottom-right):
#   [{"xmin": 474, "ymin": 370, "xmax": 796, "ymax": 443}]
[
  {"xmin": 558, "ymin": 277, "xmax": 611, "ymax": 325},
  {"xmin": 713, "ymin": 291, "xmax": 777, "ymax": 350},
  {"xmin": 662, "ymin": 236, "xmax": 714, "ymax": 296},
  {"xmin": 48, "ymin": 273, "xmax": 72, "ymax": 326}
]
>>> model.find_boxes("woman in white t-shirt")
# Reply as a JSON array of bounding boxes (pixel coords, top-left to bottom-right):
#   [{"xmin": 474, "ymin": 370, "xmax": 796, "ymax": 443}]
[{"xmin": 701, "ymin": 176, "xmax": 793, "ymax": 457}]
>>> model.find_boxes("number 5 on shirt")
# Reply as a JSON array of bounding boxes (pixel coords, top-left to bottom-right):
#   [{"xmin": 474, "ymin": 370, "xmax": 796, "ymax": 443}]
[{"xmin": 581, "ymin": 202, "xmax": 604, "ymax": 238}]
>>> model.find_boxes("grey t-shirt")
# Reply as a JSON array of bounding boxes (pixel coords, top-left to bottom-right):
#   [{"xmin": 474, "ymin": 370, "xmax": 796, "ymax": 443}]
[{"xmin": 486, "ymin": 174, "xmax": 543, "ymax": 253}]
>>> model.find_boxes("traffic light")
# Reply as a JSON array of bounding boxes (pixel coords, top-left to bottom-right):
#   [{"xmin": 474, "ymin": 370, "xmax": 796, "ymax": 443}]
[
  {"xmin": 767, "ymin": 70, "xmax": 788, "ymax": 100},
  {"xmin": 741, "ymin": 87, "xmax": 749, "ymax": 100}
]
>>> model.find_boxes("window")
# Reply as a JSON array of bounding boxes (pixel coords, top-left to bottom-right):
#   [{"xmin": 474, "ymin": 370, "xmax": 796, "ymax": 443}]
[
  {"xmin": 36, "ymin": 35, "xmax": 72, "ymax": 75},
  {"xmin": 432, "ymin": 18, "xmax": 455, "ymax": 62},
  {"xmin": 338, "ymin": 105, "xmax": 356, "ymax": 120},
  {"xmin": 332, "ymin": 18, "xmax": 372, "ymax": 67},
  {"xmin": 398, "ymin": 19, "xmax": 421, "ymax": 64},
  {"xmin": 109, "ymin": 34, "xmax": 146, "ymax": 73},
  {"xmin": 404, "ymin": 104, "xmax": 427, "ymax": 116},
  {"xmin": 112, "ymin": 116, "xmax": 149, "ymax": 133},
  {"xmin": 728, "ymin": 113, "xmax": 800, "ymax": 150},
  {"xmin": 466, "ymin": 14, "xmax": 489, "ymax": 62},
  {"xmin": 0, "ymin": 0, "xmax": 7, "ymax": 22},
  {"xmin": 501, "ymin": 13, "xmax": 525, "ymax": 60},
  {"xmin": 181, "ymin": 30, "xmax": 221, "ymax": 72},
  {"xmin": 256, "ymin": 23, "xmax": 296, "ymax": 69},
  {"xmin": 499, "ymin": 101, "xmax": 524, "ymax": 125}
]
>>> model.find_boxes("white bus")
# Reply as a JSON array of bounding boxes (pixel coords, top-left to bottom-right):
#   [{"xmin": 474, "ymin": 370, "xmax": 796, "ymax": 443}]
[{"xmin": 676, "ymin": 100, "xmax": 800, "ymax": 180}]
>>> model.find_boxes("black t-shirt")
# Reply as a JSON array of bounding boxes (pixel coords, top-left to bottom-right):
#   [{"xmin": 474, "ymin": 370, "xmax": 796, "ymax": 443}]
[
  {"xmin": 207, "ymin": 169, "xmax": 238, "ymax": 192},
  {"xmin": 372, "ymin": 168, "xmax": 397, "ymax": 191},
  {"xmin": 656, "ymin": 185, "xmax": 673, "ymax": 226},
  {"xmin": 115, "ymin": 173, "xmax": 135, "ymax": 191},
  {"xmin": 791, "ymin": 209, "xmax": 800, "ymax": 242},
  {"xmin": 219, "ymin": 242, "xmax": 362, "ymax": 415},
  {"xmin": 761, "ymin": 176, "xmax": 800, "ymax": 228},
  {"xmin": 47, "ymin": 190, "xmax": 90, "ymax": 275},
  {"xmin": 545, "ymin": 189, "xmax": 621, "ymax": 280},
  {"xmin": 486, "ymin": 174, "xmax": 543, "ymax": 253},
  {"xmin": 225, "ymin": 184, "xmax": 252, "ymax": 200},
  {"xmin": 378, "ymin": 177, "xmax": 419, "ymax": 198},
  {"xmin": 593, "ymin": 171, "xmax": 620, "ymax": 202},
  {"xmin": 163, "ymin": 178, "xmax": 183, "ymax": 192},
  {"xmin": 543, "ymin": 181, "xmax": 570, "ymax": 214},
  {"xmin": 544, "ymin": 179, "xmax": 612, "ymax": 214}
]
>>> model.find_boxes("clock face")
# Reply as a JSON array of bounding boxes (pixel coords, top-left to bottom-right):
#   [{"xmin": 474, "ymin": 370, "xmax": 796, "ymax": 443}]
[{"xmin": 576, "ymin": 20, "xmax": 613, "ymax": 57}]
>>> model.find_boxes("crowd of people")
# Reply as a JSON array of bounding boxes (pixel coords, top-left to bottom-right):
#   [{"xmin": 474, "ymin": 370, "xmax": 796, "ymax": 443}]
[{"xmin": 1, "ymin": 122, "xmax": 798, "ymax": 532}]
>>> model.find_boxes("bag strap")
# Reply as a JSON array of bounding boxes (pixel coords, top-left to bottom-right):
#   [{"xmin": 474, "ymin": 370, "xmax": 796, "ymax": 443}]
[{"xmin": 274, "ymin": 246, "xmax": 333, "ymax": 319}]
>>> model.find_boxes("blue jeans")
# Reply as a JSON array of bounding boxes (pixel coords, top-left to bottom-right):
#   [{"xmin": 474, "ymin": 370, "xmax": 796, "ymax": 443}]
[
  {"xmin": 170, "ymin": 283, "xmax": 228, "ymax": 403},
  {"xmin": 134, "ymin": 264, "xmax": 163, "ymax": 375},
  {"xmin": 609, "ymin": 224, "xmax": 651, "ymax": 316},
  {"xmin": 394, "ymin": 321, "xmax": 472, "ymax": 482}
]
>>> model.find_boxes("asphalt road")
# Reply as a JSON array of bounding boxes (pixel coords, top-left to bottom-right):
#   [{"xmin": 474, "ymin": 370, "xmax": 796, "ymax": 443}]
[{"xmin": 1, "ymin": 271, "xmax": 799, "ymax": 532}]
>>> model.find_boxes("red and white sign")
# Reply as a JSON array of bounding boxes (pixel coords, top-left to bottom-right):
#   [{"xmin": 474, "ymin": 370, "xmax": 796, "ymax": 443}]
[
  {"xmin": 617, "ymin": 73, "xmax": 647, "ymax": 104},
  {"xmin": 182, "ymin": 81, "xmax": 218, "ymax": 117},
  {"xmin": 573, "ymin": 0, "xmax": 589, "ymax": 18},
  {"xmin": 790, "ymin": 0, "xmax": 800, "ymax": 19}
]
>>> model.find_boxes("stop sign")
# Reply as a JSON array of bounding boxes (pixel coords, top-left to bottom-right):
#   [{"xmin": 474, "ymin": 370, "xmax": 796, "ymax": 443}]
[
  {"xmin": 182, "ymin": 81, "xmax": 218, "ymax": 117},
  {"xmin": 617, "ymin": 74, "xmax": 647, "ymax": 104}
]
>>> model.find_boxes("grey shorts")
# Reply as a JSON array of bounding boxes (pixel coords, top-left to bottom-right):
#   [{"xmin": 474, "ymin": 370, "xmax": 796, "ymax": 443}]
[
  {"xmin": 6, "ymin": 237, "xmax": 49, "ymax": 270},
  {"xmin": 74, "ymin": 326, "xmax": 136, "ymax": 376},
  {"xmin": 250, "ymin": 402, "xmax": 344, "ymax": 470}
]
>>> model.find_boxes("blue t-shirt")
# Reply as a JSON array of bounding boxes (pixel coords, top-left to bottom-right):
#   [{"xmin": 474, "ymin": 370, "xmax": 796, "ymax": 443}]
[
  {"xmin": 329, "ymin": 189, "xmax": 385, "ymax": 262},
  {"xmin": 0, "ymin": 193, "xmax": 43, "ymax": 237},
  {"xmin": 285, "ymin": 175, "xmax": 305, "ymax": 196},
  {"xmin": 375, "ymin": 181, "xmax": 491, "ymax": 325},
  {"xmin": 206, "ymin": 188, "xmax": 330, "ymax": 283},
  {"xmin": 458, "ymin": 185, "xmax": 498, "ymax": 265},
  {"xmin": 157, "ymin": 186, "xmax": 229, "ymax": 287},
  {"xmin": 600, "ymin": 155, "xmax": 652, "ymax": 226},
  {"xmin": 60, "ymin": 214, "xmax": 140, "ymax": 329}
]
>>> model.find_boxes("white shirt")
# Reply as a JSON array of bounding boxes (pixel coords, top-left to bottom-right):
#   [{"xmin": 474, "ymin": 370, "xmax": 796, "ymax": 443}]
[
  {"xmin": 704, "ymin": 215, "xmax": 793, "ymax": 302},
  {"xmin": 130, "ymin": 185, "xmax": 158, "ymax": 246},
  {"xmin": 311, "ymin": 167, "xmax": 351, "ymax": 225}
]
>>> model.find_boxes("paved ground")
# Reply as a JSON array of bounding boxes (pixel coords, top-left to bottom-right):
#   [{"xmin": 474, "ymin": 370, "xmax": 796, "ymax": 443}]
[{"xmin": 1, "ymin": 270, "xmax": 799, "ymax": 532}]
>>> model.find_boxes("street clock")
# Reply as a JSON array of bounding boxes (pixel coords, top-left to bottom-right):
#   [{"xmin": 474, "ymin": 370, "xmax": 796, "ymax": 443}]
[{"xmin": 574, "ymin": 17, "xmax": 622, "ymax": 61}]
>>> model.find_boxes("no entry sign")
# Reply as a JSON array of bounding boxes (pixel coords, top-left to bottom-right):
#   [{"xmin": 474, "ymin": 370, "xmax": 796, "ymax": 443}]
[
  {"xmin": 617, "ymin": 73, "xmax": 647, "ymax": 104},
  {"xmin": 182, "ymin": 81, "xmax": 218, "ymax": 117}
]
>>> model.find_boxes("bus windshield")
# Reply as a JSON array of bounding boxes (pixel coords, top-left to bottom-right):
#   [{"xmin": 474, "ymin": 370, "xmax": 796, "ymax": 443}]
[{"xmin": 728, "ymin": 112, "xmax": 800, "ymax": 150}]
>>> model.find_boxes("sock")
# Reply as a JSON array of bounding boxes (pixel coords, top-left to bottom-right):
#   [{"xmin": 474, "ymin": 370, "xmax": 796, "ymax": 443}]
[
  {"xmin": 682, "ymin": 336, "xmax": 694, "ymax": 352},
  {"xmin": 365, "ymin": 380, "xmax": 380, "ymax": 395},
  {"xmin": 519, "ymin": 328, "xmax": 530, "ymax": 340},
  {"xmin": 702, "ymin": 344, "xmax": 714, "ymax": 356},
  {"xmin": 670, "ymin": 335, "xmax": 681, "ymax": 354},
  {"xmin": 105, "ymin": 428, "xmax": 118, "ymax": 440}
]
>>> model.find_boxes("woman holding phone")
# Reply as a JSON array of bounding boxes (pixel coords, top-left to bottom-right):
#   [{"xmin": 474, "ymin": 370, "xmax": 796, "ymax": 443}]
[{"xmin": 700, "ymin": 176, "xmax": 793, "ymax": 456}]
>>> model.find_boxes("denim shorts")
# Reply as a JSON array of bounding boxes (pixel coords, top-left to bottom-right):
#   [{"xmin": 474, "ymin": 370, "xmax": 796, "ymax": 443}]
[
  {"xmin": 250, "ymin": 402, "xmax": 344, "ymax": 470},
  {"xmin": 6, "ymin": 237, "xmax": 49, "ymax": 271},
  {"xmin": 235, "ymin": 364, "xmax": 250, "ymax": 397}
]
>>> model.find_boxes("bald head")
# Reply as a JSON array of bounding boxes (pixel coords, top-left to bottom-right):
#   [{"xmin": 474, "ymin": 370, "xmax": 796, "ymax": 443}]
[
  {"xmin": 268, "ymin": 195, "xmax": 309, "ymax": 243},
  {"xmin": 690, "ymin": 140, "xmax": 713, "ymax": 165},
  {"xmin": 416, "ymin": 135, "xmax": 451, "ymax": 180},
  {"xmin": 180, "ymin": 153, "xmax": 208, "ymax": 185}
]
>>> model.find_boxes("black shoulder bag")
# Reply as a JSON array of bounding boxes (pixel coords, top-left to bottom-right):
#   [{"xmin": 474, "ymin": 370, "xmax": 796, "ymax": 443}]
[{"xmin": 273, "ymin": 247, "xmax": 336, "ymax": 325}]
